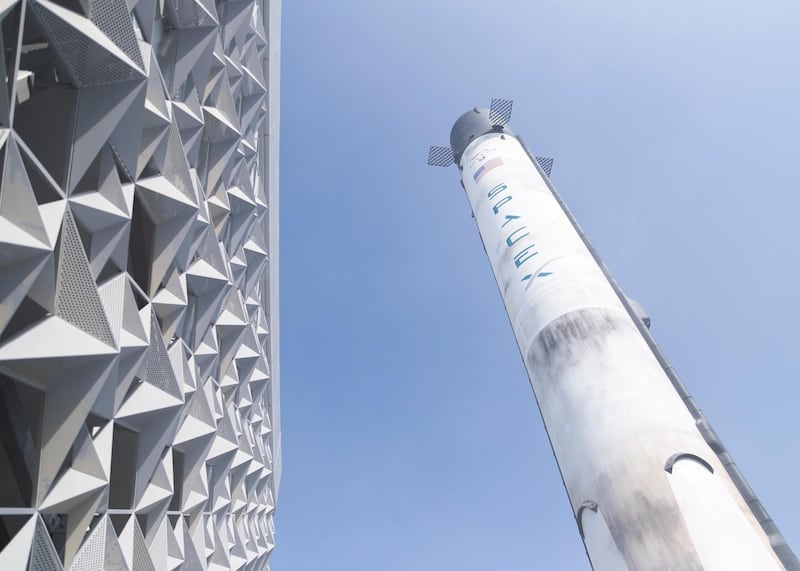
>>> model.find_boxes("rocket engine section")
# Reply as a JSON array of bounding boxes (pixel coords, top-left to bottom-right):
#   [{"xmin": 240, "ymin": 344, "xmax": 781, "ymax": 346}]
[{"xmin": 445, "ymin": 107, "xmax": 789, "ymax": 571}]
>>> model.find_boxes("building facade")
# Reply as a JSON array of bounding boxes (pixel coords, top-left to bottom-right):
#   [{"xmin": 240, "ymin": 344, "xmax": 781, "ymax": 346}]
[{"xmin": 0, "ymin": 0, "xmax": 281, "ymax": 568}]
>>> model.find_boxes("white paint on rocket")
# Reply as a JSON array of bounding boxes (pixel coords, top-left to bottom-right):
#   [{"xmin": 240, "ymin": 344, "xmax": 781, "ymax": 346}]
[
  {"xmin": 668, "ymin": 458, "xmax": 780, "ymax": 570},
  {"xmin": 580, "ymin": 506, "xmax": 628, "ymax": 571},
  {"xmin": 457, "ymin": 132, "xmax": 783, "ymax": 570}
]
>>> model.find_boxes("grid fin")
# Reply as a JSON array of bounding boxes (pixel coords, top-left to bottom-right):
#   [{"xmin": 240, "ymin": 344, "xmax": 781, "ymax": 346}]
[
  {"xmin": 489, "ymin": 98, "xmax": 513, "ymax": 126},
  {"xmin": 427, "ymin": 145, "xmax": 454, "ymax": 167},
  {"xmin": 535, "ymin": 156, "xmax": 554, "ymax": 177}
]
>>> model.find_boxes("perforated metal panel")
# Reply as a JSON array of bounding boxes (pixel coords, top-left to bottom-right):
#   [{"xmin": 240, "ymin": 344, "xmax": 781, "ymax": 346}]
[
  {"xmin": 56, "ymin": 210, "xmax": 117, "ymax": 347},
  {"xmin": 167, "ymin": 0, "xmax": 218, "ymax": 28},
  {"xmin": 70, "ymin": 518, "xmax": 105, "ymax": 571},
  {"xmin": 160, "ymin": 122, "xmax": 196, "ymax": 201},
  {"xmin": 145, "ymin": 311, "xmax": 183, "ymax": 400},
  {"xmin": 32, "ymin": 4, "xmax": 142, "ymax": 87},
  {"xmin": 29, "ymin": 519, "xmax": 62, "ymax": 571},
  {"xmin": 87, "ymin": 0, "xmax": 144, "ymax": 70},
  {"xmin": 132, "ymin": 520, "xmax": 156, "ymax": 571},
  {"xmin": 0, "ymin": 0, "xmax": 281, "ymax": 567},
  {"xmin": 97, "ymin": 278, "xmax": 124, "ymax": 344}
]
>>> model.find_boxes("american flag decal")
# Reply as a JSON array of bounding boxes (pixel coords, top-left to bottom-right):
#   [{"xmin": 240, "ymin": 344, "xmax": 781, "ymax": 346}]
[{"xmin": 473, "ymin": 157, "xmax": 504, "ymax": 182}]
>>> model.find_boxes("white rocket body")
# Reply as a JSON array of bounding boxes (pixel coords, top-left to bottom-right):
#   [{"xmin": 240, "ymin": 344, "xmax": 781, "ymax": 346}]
[{"xmin": 457, "ymin": 129, "xmax": 783, "ymax": 570}]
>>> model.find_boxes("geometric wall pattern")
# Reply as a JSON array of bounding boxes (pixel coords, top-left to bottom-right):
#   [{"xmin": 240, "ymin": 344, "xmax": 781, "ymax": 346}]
[{"xmin": 0, "ymin": 0, "xmax": 280, "ymax": 568}]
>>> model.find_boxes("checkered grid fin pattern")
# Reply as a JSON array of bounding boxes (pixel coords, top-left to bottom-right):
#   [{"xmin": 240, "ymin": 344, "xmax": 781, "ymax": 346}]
[
  {"xmin": 427, "ymin": 145, "xmax": 454, "ymax": 167},
  {"xmin": 535, "ymin": 156, "xmax": 554, "ymax": 177},
  {"xmin": 489, "ymin": 98, "xmax": 513, "ymax": 126}
]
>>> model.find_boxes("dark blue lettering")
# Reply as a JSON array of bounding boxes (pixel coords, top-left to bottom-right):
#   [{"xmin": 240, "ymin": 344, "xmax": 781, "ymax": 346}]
[
  {"xmin": 514, "ymin": 244, "xmax": 538, "ymax": 268},
  {"xmin": 506, "ymin": 227, "xmax": 529, "ymax": 247},
  {"xmin": 492, "ymin": 196, "xmax": 512, "ymax": 215},
  {"xmin": 487, "ymin": 183, "xmax": 508, "ymax": 199}
]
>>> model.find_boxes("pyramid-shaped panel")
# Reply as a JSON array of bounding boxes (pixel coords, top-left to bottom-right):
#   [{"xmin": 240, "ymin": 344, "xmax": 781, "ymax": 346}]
[{"xmin": 0, "ymin": 0, "xmax": 281, "ymax": 568}]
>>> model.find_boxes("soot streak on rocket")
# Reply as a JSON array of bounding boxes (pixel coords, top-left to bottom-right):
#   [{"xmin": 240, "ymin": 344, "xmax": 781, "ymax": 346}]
[
  {"xmin": 528, "ymin": 308, "xmax": 620, "ymax": 368},
  {"xmin": 525, "ymin": 308, "xmax": 706, "ymax": 569}
]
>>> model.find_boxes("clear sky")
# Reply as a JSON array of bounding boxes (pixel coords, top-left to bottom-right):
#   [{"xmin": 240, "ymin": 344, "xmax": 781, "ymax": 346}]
[{"xmin": 271, "ymin": 2, "xmax": 800, "ymax": 569}]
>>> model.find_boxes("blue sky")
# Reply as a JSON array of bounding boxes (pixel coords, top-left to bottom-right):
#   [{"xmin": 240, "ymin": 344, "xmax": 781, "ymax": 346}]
[{"xmin": 272, "ymin": 2, "xmax": 800, "ymax": 569}]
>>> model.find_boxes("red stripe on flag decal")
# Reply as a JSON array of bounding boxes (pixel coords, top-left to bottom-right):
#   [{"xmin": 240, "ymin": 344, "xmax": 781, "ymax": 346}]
[{"xmin": 473, "ymin": 157, "xmax": 504, "ymax": 182}]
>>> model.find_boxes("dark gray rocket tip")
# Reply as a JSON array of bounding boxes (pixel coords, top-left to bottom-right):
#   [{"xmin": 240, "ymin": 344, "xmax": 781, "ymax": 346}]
[{"xmin": 449, "ymin": 107, "xmax": 511, "ymax": 165}]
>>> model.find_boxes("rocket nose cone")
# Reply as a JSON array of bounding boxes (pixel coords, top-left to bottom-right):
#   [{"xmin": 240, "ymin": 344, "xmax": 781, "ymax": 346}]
[
  {"xmin": 450, "ymin": 107, "xmax": 496, "ymax": 165},
  {"xmin": 450, "ymin": 108, "xmax": 493, "ymax": 165}
]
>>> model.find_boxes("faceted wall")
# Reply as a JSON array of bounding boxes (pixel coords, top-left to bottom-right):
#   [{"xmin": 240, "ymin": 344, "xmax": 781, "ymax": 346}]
[{"xmin": 0, "ymin": 0, "xmax": 280, "ymax": 568}]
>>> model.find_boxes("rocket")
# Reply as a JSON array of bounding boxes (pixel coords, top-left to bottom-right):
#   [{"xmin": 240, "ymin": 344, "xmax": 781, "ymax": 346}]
[{"xmin": 429, "ymin": 101, "xmax": 797, "ymax": 570}]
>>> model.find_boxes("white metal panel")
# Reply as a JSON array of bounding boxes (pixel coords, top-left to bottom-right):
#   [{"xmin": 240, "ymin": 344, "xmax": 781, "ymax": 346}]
[
  {"xmin": 580, "ymin": 507, "xmax": 628, "ymax": 571},
  {"xmin": 668, "ymin": 458, "xmax": 781, "ymax": 570}
]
